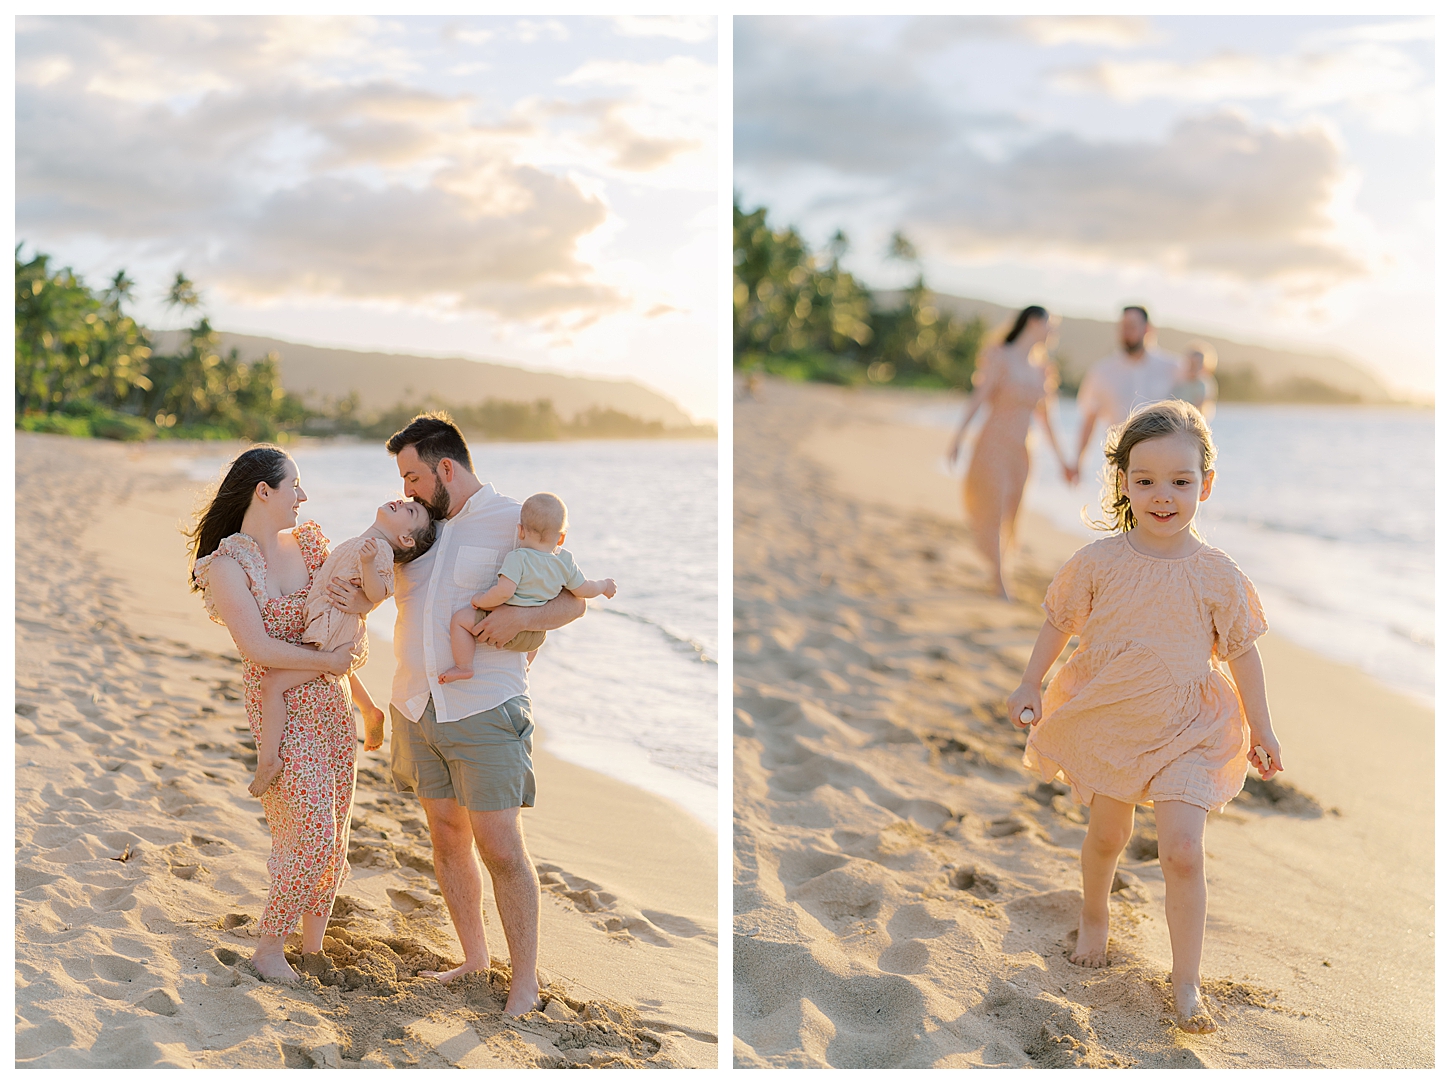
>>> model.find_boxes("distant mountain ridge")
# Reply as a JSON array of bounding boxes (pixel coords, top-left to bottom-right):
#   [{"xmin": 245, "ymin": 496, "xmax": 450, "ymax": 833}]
[
  {"xmin": 149, "ymin": 330, "xmax": 700, "ymax": 427},
  {"xmin": 875, "ymin": 291, "xmax": 1394, "ymax": 402}
]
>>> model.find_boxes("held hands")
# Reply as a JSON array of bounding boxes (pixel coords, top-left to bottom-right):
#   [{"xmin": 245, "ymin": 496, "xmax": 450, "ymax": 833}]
[
  {"xmin": 1060, "ymin": 459, "xmax": 1080, "ymax": 486},
  {"xmin": 1006, "ymin": 684, "xmax": 1043, "ymax": 730}
]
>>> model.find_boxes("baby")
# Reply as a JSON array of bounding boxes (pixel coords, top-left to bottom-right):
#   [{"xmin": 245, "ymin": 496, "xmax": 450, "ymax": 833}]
[
  {"xmin": 250, "ymin": 499, "xmax": 437, "ymax": 797},
  {"xmin": 1174, "ymin": 340, "xmax": 1219, "ymax": 419},
  {"xmin": 438, "ymin": 492, "xmax": 616, "ymax": 684}
]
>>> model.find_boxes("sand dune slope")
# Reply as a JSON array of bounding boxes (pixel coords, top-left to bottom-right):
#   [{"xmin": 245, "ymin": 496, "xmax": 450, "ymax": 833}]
[
  {"xmin": 731, "ymin": 379, "xmax": 1431, "ymax": 1069},
  {"xmin": 14, "ymin": 433, "xmax": 715, "ymax": 1068}
]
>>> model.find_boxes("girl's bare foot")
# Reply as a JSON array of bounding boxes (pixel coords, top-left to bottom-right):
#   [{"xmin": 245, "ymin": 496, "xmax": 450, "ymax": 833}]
[
  {"xmin": 248, "ymin": 757, "xmax": 282, "ymax": 797},
  {"xmin": 361, "ymin": 705, "xmax": 385, "ymax": 751},
  {"xmin": 251, "ymin": 949, "xmax": 299, "ymax": 985},
  {"xmin": 1069, "ymin": 911, "xmax": 1110, "ymax": 967},
  {"xmin": 1173, "ymin": 980, "xmax": 1216, "ymax": 1033},
  {"xmin": 420, "ymin": 958, "xmax": 487, "ymax": 983},
  {"xmin": 437, "ymin": 666, "xmax": 472, "ymax": 684}
]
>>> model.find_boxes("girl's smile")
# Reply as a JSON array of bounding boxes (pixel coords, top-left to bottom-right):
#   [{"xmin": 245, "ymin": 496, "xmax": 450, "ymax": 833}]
[{"xmin": 1119, "ymin": 432, "xmax": 1214, "ymax": 557}]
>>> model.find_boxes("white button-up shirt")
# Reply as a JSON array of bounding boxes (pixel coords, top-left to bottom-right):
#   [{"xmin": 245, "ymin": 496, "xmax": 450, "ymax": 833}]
[
  {"xmin": 390, "ymin": 483, "xmax": 527, "ymax": 724},
  {"xmin": 1078, "ymin": 349, "xmax": 1183, "ymax": 429}
]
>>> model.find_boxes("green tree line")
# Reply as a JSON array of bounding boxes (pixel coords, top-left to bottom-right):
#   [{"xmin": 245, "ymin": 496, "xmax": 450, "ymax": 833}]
[
  {"xmin": 16, "ymin": 246, "xmax": 715, "ymax": 443},
  {"xmin": 734, "ymin": 199, "xmax": 986, "ymax": 389}
]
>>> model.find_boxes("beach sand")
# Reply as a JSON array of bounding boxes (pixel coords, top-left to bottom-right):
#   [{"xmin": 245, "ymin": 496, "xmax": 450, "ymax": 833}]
[
  {"xmin": 14, "ymin": 432, "xmax": 717, "ymax": 1069},
  {"xmin": 732, "ymin": 377, "xmax": 1433, "ymax": 1068}
]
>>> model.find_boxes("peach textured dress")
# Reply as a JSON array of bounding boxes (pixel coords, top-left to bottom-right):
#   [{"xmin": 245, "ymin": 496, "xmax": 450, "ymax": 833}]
[{"xmin": 1023, "ymin": 533, "xmax": 1268, "ymax": 812}]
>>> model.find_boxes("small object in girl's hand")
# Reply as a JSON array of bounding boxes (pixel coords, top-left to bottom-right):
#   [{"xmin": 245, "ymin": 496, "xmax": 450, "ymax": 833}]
[
  {"xmin": 1253, "ymin": 745, "xmax": 1271, "ymax": 775},
  {"xmin": 1019, "ymin": 707, "xmax": 1035, "ymax": 725}
]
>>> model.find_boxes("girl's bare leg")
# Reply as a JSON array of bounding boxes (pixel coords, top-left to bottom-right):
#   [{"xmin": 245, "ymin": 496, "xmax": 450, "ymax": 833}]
[
  {"xmin": 1072, "ymin": 794, "xmax": 1135, "ymax": 967},
  {"xmin": 301, "ymin": 913, "xmax": 329, "ymax": 956},
  {"xmin": 438, "ymin": 609, "xmax": 481, "ymax": 684},
  {"xmin": 252, "ymin": 669, "xmax": 322, "ymax": 797},
  {"xmin": 1155, "ymin": 800, "xmax": 1215, "ymax": 1032},
  {"xmin": 347, "ymin": 672, "xmax": 385, "ymax": 751}
]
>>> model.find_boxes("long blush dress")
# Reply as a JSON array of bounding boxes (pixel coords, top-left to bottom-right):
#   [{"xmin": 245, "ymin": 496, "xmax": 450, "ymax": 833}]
[
  {"xmin": 194, "ymin": 521, "xmax": 358, "ymax": 938},
  {"xmin": 1023, "ymin": 534, "xmax": 1268, "ymax": 812},
  {"xmin": 963, "ymin": 351, "xmax": 1056, "ymax": 574}
]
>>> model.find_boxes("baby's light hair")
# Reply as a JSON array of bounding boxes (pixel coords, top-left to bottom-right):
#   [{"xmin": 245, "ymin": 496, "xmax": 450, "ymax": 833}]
[
  {"xmin": 1183, "ymin": 339, "xmax": 1218, "ymax": 373},
  {"xmin": 520, "ymin": 492, "xmax": 568, "ymax": 538},
  {"xmin": 1093, "ymin": 400, "xmax": 1216, "ymax": 534}
]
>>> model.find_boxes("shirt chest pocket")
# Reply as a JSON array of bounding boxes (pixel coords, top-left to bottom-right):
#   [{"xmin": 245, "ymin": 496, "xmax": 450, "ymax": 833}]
[{"xmin": 453, "ymin": 546, "xmax": 501, "ymax": 591}]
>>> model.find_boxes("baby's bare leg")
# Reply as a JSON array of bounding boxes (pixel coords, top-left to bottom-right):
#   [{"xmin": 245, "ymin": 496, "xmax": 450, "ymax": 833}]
[
  {"xmin": 1072, "ymin": 793, "xmax": 1134, "ymax": 968},
  {"xmin": 1155, "ymin": 800, "xmax": 1215, "ymax": 1033},
  {"xmin": 438, "ymin": 607, "xmax": 484, "ymax": 684},
  {"xmin": 348, "ymin": 672, "xmax": 386, "ymax": 751},
  {"xmin": 251, "ymin": 669, "xmax": 322, "ymax": 798}
]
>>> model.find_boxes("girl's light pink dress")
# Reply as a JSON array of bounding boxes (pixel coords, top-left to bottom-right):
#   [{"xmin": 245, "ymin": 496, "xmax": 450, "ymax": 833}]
[
  {"xmin": 302, "ymin": 536, "xmax": 394, "ymax": 653},
  {"xmin": 193, "ymin": 522, "xmax": 356, "ymax": 938},
  {"xmin": 1023, "ymin": 533, "xmax": 1268, "ymax": 812}
]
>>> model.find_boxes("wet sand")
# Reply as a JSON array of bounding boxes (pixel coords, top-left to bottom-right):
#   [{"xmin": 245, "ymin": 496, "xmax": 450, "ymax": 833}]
[
  {"xmin": 14, "ymin": 432, "xmax": 717, "ymax": 1069},
  {"xmin": 732, "ymin": 378, "xmax": 1432, "ymax": 1068}
]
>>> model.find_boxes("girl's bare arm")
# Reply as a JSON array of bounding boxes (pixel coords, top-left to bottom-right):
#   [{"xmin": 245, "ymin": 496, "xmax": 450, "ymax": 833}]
[
  {"xmin": 1006, "ymin": 619, "xmax": 1074, "ymax": 727},
  {"xmin": 1227, "ymin": 643, "xmax": 1283, "ymax": 777},
  {"xmin": 207, "ymin": 557, "xmax": 356, "ymax": 673},
  {"xmin": 358, "ymin": 554, "xmax": 389, "ymax": 605}
]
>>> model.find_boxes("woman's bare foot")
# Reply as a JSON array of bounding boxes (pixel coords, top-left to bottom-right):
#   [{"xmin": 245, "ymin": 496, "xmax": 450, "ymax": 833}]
[
  {"xmin": 251, "ymin": 949, "xmax": 299, "ymax": 984},
  {"xmin": 1068, "ymin": 911, "xmax": 1110, "ymax": 967},
  {"xmin": 1173, "ymin": 980, "xmax": 1217, "ymax": 1033},
  {"xmin": 248, "ymin": 756, "xmax": 283, "ymax": 797},
  {"xmin": 436, "ymin": 666, "xmax": 473, "ymax": 685},
  {"xmin": 505, "ymin": 986, "xmax": 543, "ymax": 1017},
  {"xmin": 361, "ymin": 705, "xmax": 385, "ymax": 751}
]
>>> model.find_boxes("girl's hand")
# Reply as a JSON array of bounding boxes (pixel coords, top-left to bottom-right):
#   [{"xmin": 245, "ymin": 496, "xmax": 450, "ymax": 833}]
[
  {"xmin": 359, "ymin": 538, "xmax": 379, "ymax": 561},
  {"xmin": 1006, "ymin": 683, "xmax": 1042, "ymax": 729},
  {"xmin": 1249, "ymin": 732, "xmax": 1283, "ymax": 780}
]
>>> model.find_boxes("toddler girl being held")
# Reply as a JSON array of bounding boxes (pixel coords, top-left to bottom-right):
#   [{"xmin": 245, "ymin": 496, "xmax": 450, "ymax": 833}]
[
  {"xmin": 250, "ymin": 499, "xmax": 437, "ymax": 797},
  {"xmin": 1006, "ymin": 400, "xmax": 1282, "ymax": 1035}
]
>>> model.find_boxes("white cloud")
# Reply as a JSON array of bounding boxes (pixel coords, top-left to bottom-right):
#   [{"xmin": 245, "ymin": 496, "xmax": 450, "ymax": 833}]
[
  {"xmin": 1018, "ymin": 16, "xmax": 1153, "ymax": 48},
  {"xmin": 610, "ymin": 15, "xmax": 715, "ymax": 43},
  {"xmin": 1052, "ymin": 40, "xmax": 1431, "ymax": 133}
]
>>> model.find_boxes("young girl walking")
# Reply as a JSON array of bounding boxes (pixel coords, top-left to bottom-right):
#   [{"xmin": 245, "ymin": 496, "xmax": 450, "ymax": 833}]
[{"xmin": 1006, "ymin": 399, "xmax": 1283, "ymax": 1034}]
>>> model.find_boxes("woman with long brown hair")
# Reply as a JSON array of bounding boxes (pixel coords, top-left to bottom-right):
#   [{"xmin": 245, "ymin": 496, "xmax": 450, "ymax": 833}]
[
  {"xmin": 946, "ymin": 305, "xmax": 1074, "ymax": 599},
  {"xmin": 188, "ymin": 445, "xmax": 363, "ymax": 983}
]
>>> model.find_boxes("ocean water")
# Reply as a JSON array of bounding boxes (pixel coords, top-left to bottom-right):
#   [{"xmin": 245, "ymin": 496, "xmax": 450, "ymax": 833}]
[
  {"xmin": 179, "ymin": 439, "xmax": 718, "ymax": 829},
  {"xmin": 914, "ymin": 399, "xmax": 1434, "ymax": 705}
]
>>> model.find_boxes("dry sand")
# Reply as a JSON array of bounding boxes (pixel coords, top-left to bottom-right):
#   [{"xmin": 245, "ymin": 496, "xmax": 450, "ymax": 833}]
[
  {"xmin": 14, "ymin": 432, "xmax": 717, "ymax": 1069},
  {"xmin": 732, "ymin": 378, "xmax": 1433, "ymax": 1068}
]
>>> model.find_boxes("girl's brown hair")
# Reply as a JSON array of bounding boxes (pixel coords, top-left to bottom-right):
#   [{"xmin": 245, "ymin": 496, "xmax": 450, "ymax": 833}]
[{"xmin": 1092, "ymin": 399, "xmax": 1216, "ymax": 533}]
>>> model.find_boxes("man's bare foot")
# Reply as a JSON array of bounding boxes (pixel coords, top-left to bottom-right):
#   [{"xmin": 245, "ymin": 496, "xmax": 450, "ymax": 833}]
[
  {"xmin": 1068, "ymin": 912, "xmax": 1110, "ymax": 967},
  {"xmin": 1173, "ymin": 980, "xmax": 1217, "ymax": 1033},
  {"xmin": 505, "ymin": 982, "xmax": 543, "ymax": 1017},
  {"xmin": 251, "ymin": 950, "xmax": 299, "ymax": 984},
  {"xmin": 361, "ymin": 705, "xmax": 385, "ymax": 751},
  {"xmin": 248, "ymin": 757, "xmax": 283, "ymax": 798},
  {"xmin": 437, "ymin": 666, "xmax": 473, "ymax": 685},
  {"xmin": 420, "ymin": 959, "xmax": 488, "ymax": 983}
]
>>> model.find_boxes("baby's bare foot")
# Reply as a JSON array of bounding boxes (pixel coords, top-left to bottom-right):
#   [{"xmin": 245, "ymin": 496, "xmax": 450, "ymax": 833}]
[
  {"xmin": 1173, "ymin": 980, "xmax": 1217, "ymax": 1033},
  {"xmin": 437, "ymin": 666, "xmax": 472, "ymax": 685},
  {"xmin": 248, "ymin": 757, "xmax": 283, "ymax": 798},
  {"xmin": 361, "ymin": 705, "xmax": 385, "ymax": 751},
  {"xmin": 1069, "ymin": 911, "xmax": 1110, "ymax": 968}
]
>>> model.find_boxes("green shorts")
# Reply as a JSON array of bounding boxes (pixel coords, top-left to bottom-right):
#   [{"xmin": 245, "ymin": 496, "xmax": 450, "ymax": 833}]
[
  {"xmin": 471, "ymin": 608, "xmax": 547, "ymax": 653},
  {"xmin": 390, "ymin": 696, "xmax": 536, "ymax": 811}
]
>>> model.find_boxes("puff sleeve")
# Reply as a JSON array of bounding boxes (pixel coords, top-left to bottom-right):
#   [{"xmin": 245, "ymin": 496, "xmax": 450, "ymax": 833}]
[
  {"xmin": 191, "ymin": 533, "xmax": 268, "ymax": 625},
  {"xmin": 1209, "ymin": 557, "xmax": 1269, "ymax": 662},
  {"xmin": 293, "ymin": 520, "xmax": 331, "ymax": 572},
  {"xmin": 1042, "ymin": 547, "xmax": 1095, "ymax": 636}
]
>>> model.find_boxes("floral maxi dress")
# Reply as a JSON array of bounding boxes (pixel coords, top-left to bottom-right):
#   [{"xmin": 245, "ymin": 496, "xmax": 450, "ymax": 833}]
[{"xmin": 194, "ymin": 521, "xmax": 357, "ymax": 939}]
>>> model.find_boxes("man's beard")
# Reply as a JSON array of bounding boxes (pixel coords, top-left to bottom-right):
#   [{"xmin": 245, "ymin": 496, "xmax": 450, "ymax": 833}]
[{"xmin": 419, "ymin": 469, "xmax": 451, "ymax": 519}]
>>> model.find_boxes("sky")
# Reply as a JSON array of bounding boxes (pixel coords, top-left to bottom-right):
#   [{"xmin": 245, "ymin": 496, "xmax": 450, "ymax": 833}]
[
  {"xmin": 15, "ymin": 14, "xmax": 719, "ymax": 421},
  {"xmin": 734, "ymin": 14, "xmax": 1435, "ymax": 399}
]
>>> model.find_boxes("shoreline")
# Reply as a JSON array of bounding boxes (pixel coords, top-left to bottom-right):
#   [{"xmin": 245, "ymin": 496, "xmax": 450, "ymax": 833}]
[
  {"xmin": 733, "ymin": 377, "xmax": 1432, "ymax": 1068},
  {"xmin": 16, "ymin": 432, "xmax": 717, "ymax": 1069}
]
